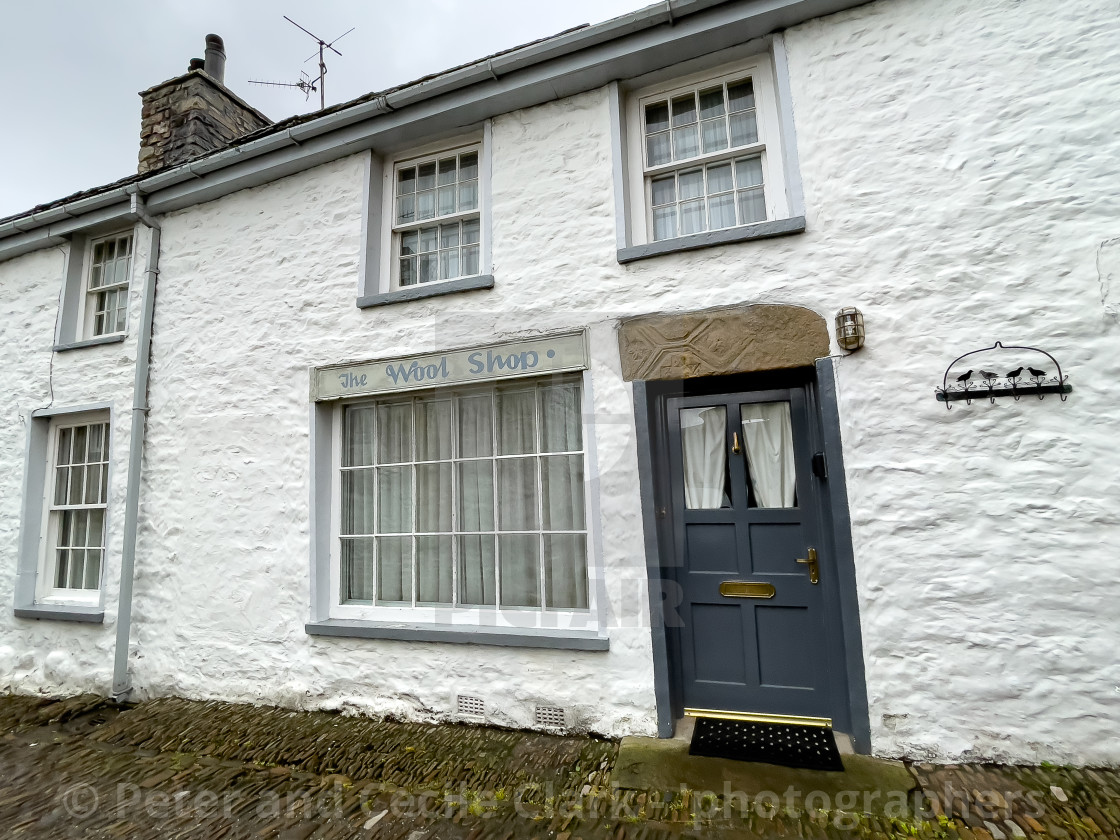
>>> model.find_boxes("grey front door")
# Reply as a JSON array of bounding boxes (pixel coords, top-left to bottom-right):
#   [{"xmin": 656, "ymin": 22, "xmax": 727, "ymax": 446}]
[{"xmin": 667, "ymin": 387, "xmax": 845, "ymax": 720}]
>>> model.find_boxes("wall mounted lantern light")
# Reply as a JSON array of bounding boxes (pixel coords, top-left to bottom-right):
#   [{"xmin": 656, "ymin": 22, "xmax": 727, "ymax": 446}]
[{"xmin": 835, "ymin": 307, "xmax": 865, "ymax": 351}]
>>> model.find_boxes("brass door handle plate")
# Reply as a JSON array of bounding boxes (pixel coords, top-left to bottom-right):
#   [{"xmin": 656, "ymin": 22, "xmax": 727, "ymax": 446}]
[
  {"xmin": 796, "ymin": 548, "xmax": 820, "ymax": 584},
  {"xmin": 732, "ymin": 431, "xmax": 742, "ymax": 454},
  {"xmin": 719, "ymin": 581, "xmax": 775, "ymax": 599}
]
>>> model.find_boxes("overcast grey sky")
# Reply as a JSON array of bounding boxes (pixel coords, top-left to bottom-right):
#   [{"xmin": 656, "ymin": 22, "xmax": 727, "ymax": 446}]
[{"xmin": 0, "ymin": 0, "xmax": 649, "ymax": 219}]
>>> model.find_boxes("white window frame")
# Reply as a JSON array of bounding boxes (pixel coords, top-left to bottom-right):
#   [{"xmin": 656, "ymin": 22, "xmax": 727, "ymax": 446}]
[
  {"xmin": 378, "ymin": 133, "xmax": 488, "ymax": 293},
  {"xmin": 624, "ymin": 52, "xmax": 791, "ymax": 247},
  {"xmin": 35, "ymin": 410, "xmax": 111, "ymax": 607},
  {"xmin": 80, "ymin": 231, "xmax": 133, "ymax": 339},
  {"xmin": 326, "ymin": 374, "xmax": 601, "ymax": 632}
]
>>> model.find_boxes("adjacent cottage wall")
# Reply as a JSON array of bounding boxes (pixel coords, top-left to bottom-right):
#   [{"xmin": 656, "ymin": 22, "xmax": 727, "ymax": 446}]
[
  {"xmin": 2, "ymin": 0, "xmax": 1118, "ymax": 763},
  {"xmin": 0, "ymin": 237, "xmax": 149, "ymax": 695}
]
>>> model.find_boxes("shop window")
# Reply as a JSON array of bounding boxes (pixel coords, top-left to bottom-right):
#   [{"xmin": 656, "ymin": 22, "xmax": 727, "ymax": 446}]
[{"xmin": 332, "ymin": 377, "xmax": 590, "ymax": 615}]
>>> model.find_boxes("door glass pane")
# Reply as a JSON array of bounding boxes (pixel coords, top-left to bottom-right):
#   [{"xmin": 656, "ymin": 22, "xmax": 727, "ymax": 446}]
[
  {"xmin": 739, "ymin": 402, "xmax": 797, "ymax": 508},
  {"xmin": 680, "ymin": 406, "xmax": 729, "ymax": 509}
]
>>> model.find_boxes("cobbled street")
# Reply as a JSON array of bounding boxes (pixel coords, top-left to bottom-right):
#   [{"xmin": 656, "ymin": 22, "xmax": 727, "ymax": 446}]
[{"xmin": 1, "ymin": 694, "xmax": 1117, "ymax": 840}]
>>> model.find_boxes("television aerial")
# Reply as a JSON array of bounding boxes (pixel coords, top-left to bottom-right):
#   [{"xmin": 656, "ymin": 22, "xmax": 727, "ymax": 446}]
[{"xmin": 249, "ymin": 16, "xmax": 354, "ymax": 110}]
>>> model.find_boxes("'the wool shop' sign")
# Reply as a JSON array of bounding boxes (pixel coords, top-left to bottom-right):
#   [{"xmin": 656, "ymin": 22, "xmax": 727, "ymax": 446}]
[{"xmin": 312, "ymin": 331, "xmax": 589, "ymax": 401}]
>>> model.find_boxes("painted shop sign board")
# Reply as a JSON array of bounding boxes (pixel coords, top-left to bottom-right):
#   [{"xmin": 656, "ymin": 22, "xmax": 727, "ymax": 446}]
[{"xmin": 312, "ymin": 331, "xmax": 589, "ymax": 401}]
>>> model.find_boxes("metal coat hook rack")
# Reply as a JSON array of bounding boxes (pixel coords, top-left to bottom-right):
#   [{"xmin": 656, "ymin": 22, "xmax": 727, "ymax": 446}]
[{"xmin": 935, "ymin": 341, "xmax": 1072, "ymax": 409}]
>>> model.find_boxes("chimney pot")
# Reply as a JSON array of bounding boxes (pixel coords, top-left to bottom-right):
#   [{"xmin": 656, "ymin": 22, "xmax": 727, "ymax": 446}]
[
  {"xmin": 204, "ymin": 34, "xmax": 226, "ymax": 84},
  {"xmin": 188, "ymin": 58, "xmax": 205, "ymax": 71}
]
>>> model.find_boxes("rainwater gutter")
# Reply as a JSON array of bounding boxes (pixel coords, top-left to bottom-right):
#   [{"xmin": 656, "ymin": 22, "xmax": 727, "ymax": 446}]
[
  {"xmin": 111, "ymin": 189, "xmax": 161, "ymax": 701},
  {"xmin": 0, "ymin": 0, "xmax": 873, "ymax": 257}
]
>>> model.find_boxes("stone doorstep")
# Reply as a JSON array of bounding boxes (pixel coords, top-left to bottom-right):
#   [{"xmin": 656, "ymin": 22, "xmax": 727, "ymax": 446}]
[{"xmin": 613, "ymin": 735, "xmax": 919, "ymax": 818}]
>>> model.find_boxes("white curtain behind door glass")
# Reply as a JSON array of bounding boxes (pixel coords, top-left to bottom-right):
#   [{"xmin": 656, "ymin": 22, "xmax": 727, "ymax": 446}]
[
  {"xmin": 740, "ymin": 401, "xmax": 796, "ymax": 508},
  {"xmin": 680, "ymin": 406, "xmax": 727, "ymax": 509}
]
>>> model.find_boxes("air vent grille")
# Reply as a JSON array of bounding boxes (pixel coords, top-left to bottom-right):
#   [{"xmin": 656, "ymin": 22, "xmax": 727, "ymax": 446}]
[
  {"xmin": 457, "ymin": 694, "xmax": 485, "ymax": 717},
  {"xmin": 535, "ymin": 704, "xmax": 565, "ymax": 728}
]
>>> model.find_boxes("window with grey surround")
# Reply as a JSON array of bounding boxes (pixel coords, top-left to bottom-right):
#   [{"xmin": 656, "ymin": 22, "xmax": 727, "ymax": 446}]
[
  {"xmin": 337, "ymin": 377, "xmax": 589, "ymax": 613},
  {"xmin": 643, "ymin": 78, "xmax": 766, "ymax": 240},
  {"xmin": 85, "ymin": 233, "xmax": 132, "ymax": 336},
  {"xmin": 620, "ymin": 51, "xmax": 797, "ymax": 255},
  {"xmin": 44, "ymin": 418, "xmax": 110, "ymax": 594},
  {"xmin": 393, "ymin": 147, "xmax": 481, "ymax": 287}
]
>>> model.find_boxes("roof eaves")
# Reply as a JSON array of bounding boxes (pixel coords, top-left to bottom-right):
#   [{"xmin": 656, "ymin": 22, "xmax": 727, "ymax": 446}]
[{"xmin": 0, "ymin": 0, "xmax": 867, "ymax": 244}]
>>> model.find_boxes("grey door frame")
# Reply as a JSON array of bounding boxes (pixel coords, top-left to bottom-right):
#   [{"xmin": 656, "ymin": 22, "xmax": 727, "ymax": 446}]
[{"xmin": 632, "ymin": 358, "xmax": 872, "ymax": 753}]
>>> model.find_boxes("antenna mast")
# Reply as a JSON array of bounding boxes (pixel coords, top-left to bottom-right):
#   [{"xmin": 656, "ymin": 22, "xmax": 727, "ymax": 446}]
[
  {"xmin": 249, "ymin": 17, "xmax": 353, "ymax": 110},
  {"xmin": 283, "ymin": 16, "xmax": 353, "ymax": 110}
]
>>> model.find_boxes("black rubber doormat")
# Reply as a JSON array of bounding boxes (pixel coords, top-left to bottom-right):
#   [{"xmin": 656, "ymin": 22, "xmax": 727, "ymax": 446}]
[{"xmin": 688, "ymin": 717, "xmax": 845, "ymax": 771}]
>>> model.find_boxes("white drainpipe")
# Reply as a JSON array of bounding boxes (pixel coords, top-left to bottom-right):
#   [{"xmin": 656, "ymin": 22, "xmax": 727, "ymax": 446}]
[{"xmin": 112, "ymin": 190, "xmax": 161, "ymax": 701}]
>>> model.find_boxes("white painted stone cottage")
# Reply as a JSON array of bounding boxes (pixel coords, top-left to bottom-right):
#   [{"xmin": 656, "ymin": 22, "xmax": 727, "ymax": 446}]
[{"xmin": 2, "ymin": 0, "xmax": 1118, "ymax": 766}]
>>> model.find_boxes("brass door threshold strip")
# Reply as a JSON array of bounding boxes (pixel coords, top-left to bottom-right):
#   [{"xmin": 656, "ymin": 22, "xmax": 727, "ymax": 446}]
[{"xmin": 684, "ymin": 708, "xmax": 832, "ymax": 728}]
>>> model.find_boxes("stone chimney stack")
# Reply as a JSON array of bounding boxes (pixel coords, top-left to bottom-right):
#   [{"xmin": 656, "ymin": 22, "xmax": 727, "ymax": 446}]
[{"xmin": 138, "ymin": 35, "xmax": 271, "ymax": 174}]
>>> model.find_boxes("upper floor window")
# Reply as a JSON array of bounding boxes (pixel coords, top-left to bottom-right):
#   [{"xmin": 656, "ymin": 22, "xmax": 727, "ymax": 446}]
[
  {"xmin": 393, "ymin": 146, "xmax": 481, "ymax": 288},
  {"xmin": 619, "ymin": 50, "xmax": 799, "ymax": 260},
  {"xmin": 643, "ymin": 78, "xmax": 767, "ymax": 240},
  {"xmin": 54, "ymin": 225, "xmax": 139, "ymax": 349},
  {"xmin": 85, "ymin": 232, "xmax": 132, "ymax": 337}
]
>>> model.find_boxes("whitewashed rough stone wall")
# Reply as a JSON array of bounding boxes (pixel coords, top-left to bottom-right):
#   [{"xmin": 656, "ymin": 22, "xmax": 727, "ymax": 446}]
[
  {"xmin": 787, "ymin": 0, "xmax": 1120, "ymax": 763},
  {"xmin": 0, "ymin": 234, "xmax": 151, "ymax": 695},
  {"xmin": 1, "ymin": 0, "xmax": 1117, "ymax": 763}
]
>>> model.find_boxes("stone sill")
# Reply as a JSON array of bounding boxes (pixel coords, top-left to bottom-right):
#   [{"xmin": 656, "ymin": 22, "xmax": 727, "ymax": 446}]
[
  {"xmin": 14, "ymin": 605, "xmax": 105, "ymax": 623},
  {"xmin": 357, "ymin": 275, "xmax": 494, "ymax": 309},
  {"xmin": 54, "ymin": 334, "xmax": 127, "ymax": 353},
  {"xmin": 617, "ymin": 216, "xmax": 806, "ymax": 264},
  {"xmin": 306, "ymin": 619, "xmax": 609, "ymax": 650}
]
